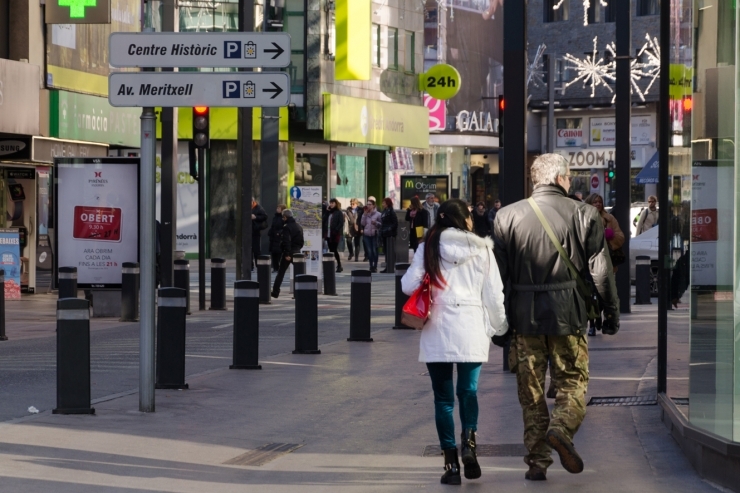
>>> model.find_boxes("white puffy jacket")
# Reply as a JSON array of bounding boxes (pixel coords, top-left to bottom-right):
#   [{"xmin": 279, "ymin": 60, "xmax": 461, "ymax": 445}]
[{"xmin": 401, "ymin": 228, "xmax": 509, "ymax": 363}]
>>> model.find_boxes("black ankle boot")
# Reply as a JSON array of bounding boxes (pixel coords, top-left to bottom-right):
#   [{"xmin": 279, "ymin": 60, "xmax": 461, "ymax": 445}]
[
  {"xmin": 460, "ymin": 429, "xmax": 481, "ymax": 480},
  {"xmin": 441, "ymin": 448, "xmax": 461, "ymax": 485}
]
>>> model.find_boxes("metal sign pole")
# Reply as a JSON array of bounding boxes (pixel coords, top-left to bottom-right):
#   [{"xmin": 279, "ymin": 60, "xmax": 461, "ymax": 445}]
[
  {"xmin": 198, "ymin": 147, "xmax": 206, "ymax": 311},
  {"xmin": 139, "ymin": 106, "xmax": 157, "ymax": 413}
]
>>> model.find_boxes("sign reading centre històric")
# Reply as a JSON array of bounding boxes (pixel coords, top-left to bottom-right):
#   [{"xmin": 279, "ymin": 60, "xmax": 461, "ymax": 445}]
[{"xmin": 54, "ymin": 157, "xmax": 139, "ymax": 289}]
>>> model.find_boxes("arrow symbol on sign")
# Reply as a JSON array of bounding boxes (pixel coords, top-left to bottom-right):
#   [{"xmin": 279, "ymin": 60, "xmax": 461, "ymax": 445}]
[
  {"xmin": 264, "ymin": 42, "xmax": 285, "ymax": 60},
  {"xmin": 263, "ymin": 82, "xmax": 284, "ymax": 100}
]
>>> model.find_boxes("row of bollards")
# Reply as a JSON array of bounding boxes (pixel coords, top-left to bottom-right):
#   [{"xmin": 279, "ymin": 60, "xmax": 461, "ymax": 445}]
[{"xmin": 53, "ymin": 263, "xmax": 412, "ymax": 414}]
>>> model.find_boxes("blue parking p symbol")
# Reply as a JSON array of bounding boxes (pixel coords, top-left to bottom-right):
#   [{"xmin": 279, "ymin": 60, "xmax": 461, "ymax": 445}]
[
  {"xmin": 224, "ymin": 41, "xmax": 241, "ymax": 59},
  {"xmin": 223, "ymin": 81, "xmax": 240, "ymax": 98}
]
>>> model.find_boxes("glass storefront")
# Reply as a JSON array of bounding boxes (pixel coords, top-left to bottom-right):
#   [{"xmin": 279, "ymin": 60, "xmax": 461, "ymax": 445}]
[{"xmin": 666, "ymin": 0, "xmax": 740, "ymax": 442}]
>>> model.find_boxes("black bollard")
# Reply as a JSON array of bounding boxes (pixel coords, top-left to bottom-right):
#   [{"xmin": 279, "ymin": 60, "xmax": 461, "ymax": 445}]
[
  {"xmin": 230, "ymin": 280, "xmax": 262, "ymax": 369},
  {"xmin": 209, "ymin": 258, "xmax": 227, "ymax": 310},
  {"xmin": 155, "ymin": 287, "xmax": 189, "ymax": 390},
  {"xmin": 173, "ymin": 259, "xmax": 191, "ymax": 315},
  {"xmin": 257, "ymin": 255, "xmax": 272, "ymax": 305},
  {"xmin": 290, "ymin": 253, "xmax": 306, "ymax": 297},
  {"xmin": 322, "ymin": 253, "xmax": 337, "ymax": 296},
  {"xmin": 393, "ymin": 263, "xmax": 412, "ymax": 329},
  {"xmin": 635, "ymin": 255, "xmax": 652, "ymax": 305},
  {"xmin": 53, "ymin": 298, "xmax": 94, "ymax": 414},
  {"xmin": 293, "ymin": 274, "xmax": 321, "ymax": 354},
  {"xmin": 58, "ymin": 266, "xmax": 78, "ymax": 299},
  {"xmin": 120, "ymin": 262, "xmax": 140, "ymax": 322},
  {"xmin": 0, "ymin": 270, "xmax": 6, "ymax": 341},
  {"xmin": 348, "ymin": 270, "xmax": 373, "ymax": 342}
]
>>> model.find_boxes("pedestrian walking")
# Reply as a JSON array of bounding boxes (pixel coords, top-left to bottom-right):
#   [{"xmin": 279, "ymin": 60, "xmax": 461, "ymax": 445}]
[
  {"xmin": 492, "ymin": 153, "xmax": 619, "ymax": 481},
  {"xmin": 487, "ymin": 199, "xmax": 501, "ymax": 233},
  {"xmin": 268, "ymin": 204, "xmax": 286, "ymax": 272},
  {"xmin": 251, "ymin": 198, "xmax": 268, "ymax": 270},
  {"xmin": 635, "ymin": 195, "xmax": 659, "ymax": 235},
  {"xmin": 584, "ymin": 193, "xmax": 625, "ymax": 336},
  {"xmin": 423, "ymin": 193, "xmax": 440, "ymax": 227},
  {"xmin": 355, "ymin": 199, "xmax": 366, "ymax": 261},
  {"xmin": 360, "ymin": 199, "xmax": 382, "ymax": 272},
  {"xmin": 401, "ymin": 199, "xmax": 508, "ymax": 485},
  {"xmin": 271, "ymin": 209, "xmax": 304, "ymax": 298},
  {"xmin": 345, "ymin": 199, "xmax": 361, "ymax": 261},
  {"xmin": 472, "ymin": 201, "xmax": 490, "ymax": 237},
  {"xmin": 405, "ymin": 196, "xmax": 430, "ymax": 252},
  {"xmin": 325, "ymin": 198, "xmax": 345, "ymax": 273},
  {"xmin": 380, "ymin": 198, "xmax": 398, "ymax": 273}
]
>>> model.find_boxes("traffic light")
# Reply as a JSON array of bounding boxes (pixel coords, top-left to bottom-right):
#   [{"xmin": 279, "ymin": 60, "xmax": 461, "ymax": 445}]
[
  {"xmin": 497, "ymin": 95, "xmax": 505, "ymax": 144},
  {"xmin": 604, "ymin": 169, "xmax": 610, "ymax": 184},
  {"xmin": 607, "ymin": 160, "xmax": 615, "ymax": 182},
  {"xmin": 192, "ymin": 106, "xmax": 210, "ymax": 149},
  {"xmin": 188, "ymin": 140, "xmax": 198, "ymax": 180}
]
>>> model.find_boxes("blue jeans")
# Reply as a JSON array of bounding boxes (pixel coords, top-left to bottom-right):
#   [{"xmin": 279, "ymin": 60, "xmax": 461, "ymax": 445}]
[
  {"xmin": 362, "ymin": 235, "xmax": 378, "ymax": 269},
  {"xmin": 427, "ymin": 362, "xmax": 483, "ymax": 450}
]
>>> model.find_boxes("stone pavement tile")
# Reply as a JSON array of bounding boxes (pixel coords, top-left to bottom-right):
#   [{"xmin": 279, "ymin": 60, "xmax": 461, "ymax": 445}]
[{"xmin": 0, "ymin": 308, "xmax": 721, "ymax": 493}]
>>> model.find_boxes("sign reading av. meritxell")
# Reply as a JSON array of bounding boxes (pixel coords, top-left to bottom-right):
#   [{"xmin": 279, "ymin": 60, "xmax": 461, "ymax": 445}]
[{"xmin": 46, "ymin": 0, "xmax": 111, "ymax": 24}]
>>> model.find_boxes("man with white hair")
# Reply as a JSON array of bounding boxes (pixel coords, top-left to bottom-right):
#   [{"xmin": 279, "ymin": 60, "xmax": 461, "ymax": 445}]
[
  {"xmin": 491, "ymin": 153, "xmax": 619, "ymax": 481},
  {"xmin": 423, "ymin": 193, "xmax": 440, "ymax": 227}
]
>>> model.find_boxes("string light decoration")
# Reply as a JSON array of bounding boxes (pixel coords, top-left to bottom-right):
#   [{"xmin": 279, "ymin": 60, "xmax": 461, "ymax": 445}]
[
  {"xmin": 636, "ymin": 33, "xmax": 660, "ymax": 95},
  {"xmin": 552, "ymin": 0, "xmax": 609, "ymax": 26},
  {"xmin": 562, "ymin": 36, "xmax": 615, "ymax": 98}
]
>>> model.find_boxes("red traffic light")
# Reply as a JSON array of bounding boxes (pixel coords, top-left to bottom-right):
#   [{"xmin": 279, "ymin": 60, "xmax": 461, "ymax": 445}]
[
  {"xmin": 499, "ymin": 98, "xmax": 505, "ymax": 111},
  {"xmin": 683, "ymin": 97, "xmax": 692, "ymax": 112},
  {"xmin": 194, "ymin": 106, "xmax": 208, "ymax": 115}
]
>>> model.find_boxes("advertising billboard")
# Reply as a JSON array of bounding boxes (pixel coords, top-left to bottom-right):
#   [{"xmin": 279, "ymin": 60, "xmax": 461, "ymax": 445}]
[
  {"xmin": 54, "ymin": 157, "xmax": 139, "ymax": 289},
  {"xmin": 0, "ymin": 229, "xmax": 22, "ymax": 300},
  {"xmin": 289, "ymin": 186, "xmax": 323, "ymax": 278},
  {"xmin": 424, "ymin": 0, "xmax": 502, "ymax": 135},
  {"xmin": 399, "ymin": 175, "xmax": 450, "ymax": 210}
]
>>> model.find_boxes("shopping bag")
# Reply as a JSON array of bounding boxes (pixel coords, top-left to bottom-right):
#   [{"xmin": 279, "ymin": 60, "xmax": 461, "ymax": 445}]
[{"xmin": 401, "ymin": 274, "xmax": 431, "ymax": 330}]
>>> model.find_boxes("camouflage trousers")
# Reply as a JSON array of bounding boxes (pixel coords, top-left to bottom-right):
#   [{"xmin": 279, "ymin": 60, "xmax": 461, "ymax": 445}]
[{"xmin": 514, "ymin": 334, "xmax": 589, "ymax": 470}]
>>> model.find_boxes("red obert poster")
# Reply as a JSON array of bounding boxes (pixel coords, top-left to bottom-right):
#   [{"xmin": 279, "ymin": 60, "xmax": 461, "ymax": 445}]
[
  {"xmin": 691, "ymin": 209, "xmax": 718, "ymax": 242},
  {"xmin": 73, "ymin": 206, "xmax": 122, "ymax": 242}
]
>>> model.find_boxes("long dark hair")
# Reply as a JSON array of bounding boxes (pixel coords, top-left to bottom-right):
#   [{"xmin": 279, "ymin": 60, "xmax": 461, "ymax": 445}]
[{"xmin": 424, "ymin": 199, "xmax": 471, "ymax": 288}]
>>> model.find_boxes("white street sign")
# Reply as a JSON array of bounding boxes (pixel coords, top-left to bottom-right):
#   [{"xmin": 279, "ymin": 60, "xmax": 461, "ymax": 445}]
[
  {"xmin": 108, "ymin": 72, "xmax": 290, "ymax": 107},
  {"xmin": 110, "ymin": 32, "xmax": 291, "ymax": 68}
]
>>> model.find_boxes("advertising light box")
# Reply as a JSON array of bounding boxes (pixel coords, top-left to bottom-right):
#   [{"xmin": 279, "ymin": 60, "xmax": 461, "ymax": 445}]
[{"xmin": 54, "ymin": 157, "xmax": 139, "ymax": 289}]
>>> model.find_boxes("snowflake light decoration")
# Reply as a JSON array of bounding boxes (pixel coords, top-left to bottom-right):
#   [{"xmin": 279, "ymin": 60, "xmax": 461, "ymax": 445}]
[
  {"xmin": 527, "ymin": 43, "xmax": 547, "ymax": 90},
  {"xmin": 636, "ymin": 33, "xmax": 660, "ymax": 95},
  {"xmin": 562, "ymin": 37, "xmax": 615, "ymax": 97},
  {"xmin": 606, "ymin": 41, "xmax": 650, "ymax": 102},
  {"xmin": 553, "ymin": 0, "xmax": 609, "ymax": 26}
]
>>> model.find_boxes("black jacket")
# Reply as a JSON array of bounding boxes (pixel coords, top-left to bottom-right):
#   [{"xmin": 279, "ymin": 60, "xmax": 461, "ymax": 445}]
[
  {"xmin": 281, "ymin": 217, "xmax": 304, "ymax": 255},
  {"xmin": 380, "ymin": 208, "xmax": 398, "ymax": 238},
  {"xmin": 492, "ymin": 185, "xmax": 618, "ymax": 336},
  {"xmin": 268, "ymin": 213, "xmax": 284, "ymax": 253},
  {"xmin": 472, "ymin": 209, "xmax": 490, "ymax": 237},
  {"xmin": 251, "ymin": 204, "xmax": 268, "ymax": 234},
  {"xmin": 326, "ymin": 208, "xmax": 344, "ymax": 238},
  {"xmin": 405, "ymin": 208, "xmax": 430, "ymax": 242}
]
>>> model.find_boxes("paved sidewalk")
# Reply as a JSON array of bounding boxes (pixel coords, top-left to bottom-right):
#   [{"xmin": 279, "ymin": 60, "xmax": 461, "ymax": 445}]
[{"xmin": 0, "ymin": 304, "xmax": 719, "ymax": 492}]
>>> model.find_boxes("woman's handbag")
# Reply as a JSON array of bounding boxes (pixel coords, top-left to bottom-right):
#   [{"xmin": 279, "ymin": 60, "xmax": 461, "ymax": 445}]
[
  {"xmin": 414, "ymin": 226, "xmax": 425, "ymax": 239},
  {"xmin": 401, "ymin": 274, "xmax": 432, "ymax": 330},
  {"xmin": 610, "ymin": 246, "xmax": 626, "ymax": 266}
]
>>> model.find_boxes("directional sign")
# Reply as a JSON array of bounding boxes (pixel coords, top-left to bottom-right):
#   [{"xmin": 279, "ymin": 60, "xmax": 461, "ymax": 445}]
[
  {"xmin": 109, "ymin": 32, "xmax": 291, "ymax": 68},
  {"xmin": 108, "ymin": 72, "xmax": 290, "ymax": 108}
]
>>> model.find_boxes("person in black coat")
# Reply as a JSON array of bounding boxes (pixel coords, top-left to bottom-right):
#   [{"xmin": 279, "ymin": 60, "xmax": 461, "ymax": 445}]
[
  {"xmin": 380, "ymin": 197, "xmax": 398, "ymax": 273},
  {"xmin": 405, "ymin": 196, "xmax": 430, "ymax": 252},
  {"xmin": 251, "ymin": 198, "xmax": 268, "ymax": 269},
  {"xmin": 325, "ymin": 198, "xmax": 345, "ymax": 272},
  {"xmin": 268, "ymin": 204, "xmax": 286, "ymax": 271},
  {"xmin": 271, "ymin": 209, "xmax": 304, "ymax": 298},
  {"xmin": 472, "ymin": 201, "xmax": 490, "ymax": 237}
]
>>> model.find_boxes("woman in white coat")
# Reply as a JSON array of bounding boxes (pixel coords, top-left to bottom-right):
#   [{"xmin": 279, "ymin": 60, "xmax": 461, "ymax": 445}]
[{"xmin": 402, "ymin": 199, "xmax": 508, "ymax": 485}]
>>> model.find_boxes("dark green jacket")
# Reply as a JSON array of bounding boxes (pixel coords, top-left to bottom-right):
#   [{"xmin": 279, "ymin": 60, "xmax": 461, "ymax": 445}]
[{"xmin": 492, "ymin": 185, "xmax": 618, "ymax": 336}]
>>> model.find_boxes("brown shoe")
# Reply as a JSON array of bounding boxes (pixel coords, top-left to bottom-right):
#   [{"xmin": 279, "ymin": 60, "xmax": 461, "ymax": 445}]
[
  {"xmin": 525, "ymin": 465, "xmax": 547, "ymax": 481},
  {"xmin": 546, "ymin": 429, "xmax": 584, "ymax": 474}
]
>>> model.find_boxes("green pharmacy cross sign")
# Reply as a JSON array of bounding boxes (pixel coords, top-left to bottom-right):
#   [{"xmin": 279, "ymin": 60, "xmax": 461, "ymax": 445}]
[
  {"xmin": 46, "ymin": 0, "xmax": 110, "ymax": 24},
  {"xmin": 59, "ymin": 0, "xmax": 97, "ymax": 18}
]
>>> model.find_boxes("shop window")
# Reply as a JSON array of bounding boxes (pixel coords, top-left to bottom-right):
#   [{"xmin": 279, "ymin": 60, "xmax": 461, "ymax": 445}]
[
  {"xmin": 285, "ymin": 7, "xmax": 305, "ymax": 92},
  {"xmin": 388, "ymin": 27, "xmax": 398, "ymax": 70},
  {"xmin": 636, "ymin": 0, "xmax": 659, "ymax": 16},
  {"xmin": 544, "ymin": 0, "xmax": 568, "ymax": 23}
]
